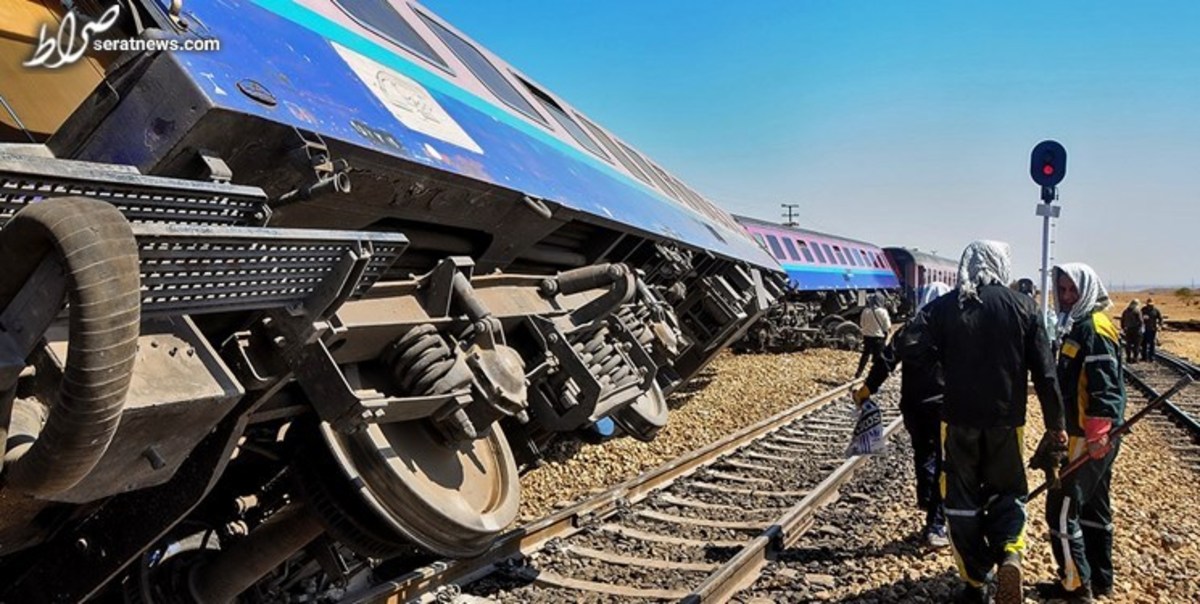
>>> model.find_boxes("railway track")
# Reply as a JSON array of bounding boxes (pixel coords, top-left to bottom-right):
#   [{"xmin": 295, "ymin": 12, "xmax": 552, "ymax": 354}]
[
  {"xmin": 1125, "ymin": 351, "xmax": 1200, "ymax": 467},
  {"xmin": 344, "ymin": 380, "xmax": 901, "ymax": 603}
]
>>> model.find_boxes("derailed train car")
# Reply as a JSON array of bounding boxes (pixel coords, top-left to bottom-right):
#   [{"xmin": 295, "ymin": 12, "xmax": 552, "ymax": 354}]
[
  {"xmin": 0, "ymin": 1, "xmax": 782, "ymax": 601},
  {"xmin": 734, "ymin": 216, "xmax": 900, "ymax": 352},
  {"xmin": 883, "ymin": 246, "xmax": 959, "ymax": 316}
]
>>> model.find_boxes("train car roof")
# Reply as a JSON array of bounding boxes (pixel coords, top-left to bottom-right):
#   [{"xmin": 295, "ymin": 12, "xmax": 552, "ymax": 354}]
[
  {"xmin": 734, "ymin": 215, "xmax": 885, "ymax": 250},
  {"xmin": 95, "ymin": 0, "xmax": 776, "ymax": 270},
  {"xmin": 883, "ymin": 246, "xmax": 959, "ymax": 269}
]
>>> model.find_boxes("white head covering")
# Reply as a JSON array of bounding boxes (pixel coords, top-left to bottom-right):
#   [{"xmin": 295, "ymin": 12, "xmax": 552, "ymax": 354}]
[
  {"xmin": 917, "ymin": 281, "xmax": 951, "ymax": 312},
  {"xmin": 1053, "ymin": 262, "xmax": 1112, "ymax": 333},
  {"xmin": 956, "ymin": 240, "xmax": 1012, "ymax": 307}
]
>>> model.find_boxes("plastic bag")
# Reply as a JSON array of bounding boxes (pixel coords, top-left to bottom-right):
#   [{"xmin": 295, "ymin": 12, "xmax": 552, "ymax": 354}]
[{"xmin": 846, "ymin": 398, "xmax": 886, "ymax": 456}]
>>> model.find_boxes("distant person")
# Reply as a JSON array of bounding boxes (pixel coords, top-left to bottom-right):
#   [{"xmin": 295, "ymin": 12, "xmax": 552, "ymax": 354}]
[
  {"xmin": 1141, "ymin": 298, "xmax": 1163, "ymax": 360},
  {"xmin": 1120, "ymin": 299, "xmax": 1143, "ymax": 363},
  {"xmin": 919, "ymin": 240, "xmax": 1065, "ymax": 604},
  {"xmin": 1038, "ymin": 263, "xmax": 1127, "ymax": 602},
  {"xmin": 1017, "ymin": 278, "xmax": 1036, "ymax": 299},
  {"xmin": 855, "ymin": 294, "xmax": 891, "ymax": 378},
  {"xmin": 855, "ymin": 281, "xmax": 951, "ymax": 548}
]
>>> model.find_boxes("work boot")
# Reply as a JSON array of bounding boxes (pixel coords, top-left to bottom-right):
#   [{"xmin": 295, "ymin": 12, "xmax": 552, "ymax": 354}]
[
  {"xmin": 1036, "ymin": 581, "xmax": 1095, "ymax": 603},
  {"xmin": 953, "ymin": 584, "xmax": 988, "ymax": 604},
  {"xmin": 1091, "ymin": 582, "xmax": 1113, "ymax": 599},
  {"xmin": 995, "ymin": 552, "xmax": 1022, "ymax": 604},
  {"xmin": 925, "ymin": 522, "xmax": 949, "ymax": 549}
]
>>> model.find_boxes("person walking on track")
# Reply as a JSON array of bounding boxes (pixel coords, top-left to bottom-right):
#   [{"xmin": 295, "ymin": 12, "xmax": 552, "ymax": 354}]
[
  {"xmin": 1119, "ymin": 299, "xmax": 1143, "ymax": 364},
  {"xmin": 1038, "ymin": 263, "xmax": 1127, "ymax": 602},
  {"xmin": 1140, "ymin": 298, "xmax": 1163, "ymax": 361},
  {"xmin": 919, "ymin": 240, "xmax": 1066, "ymax": 604},
  {"xmin": 856, "ymin": 281, "xmax": 951, "ymax": 548},
  {"xmin": 855, "ymin": 293, "xmax": 891, "ymax": 378}
]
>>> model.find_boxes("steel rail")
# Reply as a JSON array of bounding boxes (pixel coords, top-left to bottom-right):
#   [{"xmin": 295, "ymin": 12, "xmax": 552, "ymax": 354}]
[
  {"xmin": 345, "ymin": 377, "xmax": 865, "ymax": 604},
  {"xmin": 1125, "ymin": 352, "xmax": 1200, "ymax": 438},
  {"xmin": 682, "ymin": 414, "xmax": 905, "ymax": 602}
]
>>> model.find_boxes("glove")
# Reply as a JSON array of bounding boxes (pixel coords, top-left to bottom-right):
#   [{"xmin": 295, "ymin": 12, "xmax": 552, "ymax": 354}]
[
  {"xmin": 1084, "ymin": 417, "xmax": 1113, "ymax": 460},
  {"xmin": 853, "ymin": 385, "xmax": 871, "ymax": 405},
  {"xmin": 1030, "ymin": 430, "xmax": 1068, "ymax": 489}
]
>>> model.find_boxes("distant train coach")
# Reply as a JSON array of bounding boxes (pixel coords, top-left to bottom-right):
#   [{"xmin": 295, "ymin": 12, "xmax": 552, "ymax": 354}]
[
  {"xmin": 883, "ymin": 247, "xmax": 959, "ymax": 315},
  {"xmin": 735, "ymin": 216, "xmax": 900, "ymax": 352}
]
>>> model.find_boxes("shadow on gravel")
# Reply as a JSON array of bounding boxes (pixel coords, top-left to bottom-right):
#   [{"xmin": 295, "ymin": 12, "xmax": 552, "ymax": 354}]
[
  {"xmin": 827, "ymin": 568, "xmax": 960, "ymax": 603},
  {"xmin": 665, "ymin": 368, "xmax": 717, "ymax": 410}
]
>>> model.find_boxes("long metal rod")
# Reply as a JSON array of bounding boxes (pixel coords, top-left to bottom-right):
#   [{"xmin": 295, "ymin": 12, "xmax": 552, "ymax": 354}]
[{"xmin": 1030, "ymin": 373, "xmax": 1194, "ymax": 500}]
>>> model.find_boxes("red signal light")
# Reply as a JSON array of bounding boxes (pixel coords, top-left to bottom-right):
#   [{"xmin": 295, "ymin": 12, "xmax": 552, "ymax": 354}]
[{"xmin": 1043, "ymin": 164, "xmax": 1054, "ymax": 176}]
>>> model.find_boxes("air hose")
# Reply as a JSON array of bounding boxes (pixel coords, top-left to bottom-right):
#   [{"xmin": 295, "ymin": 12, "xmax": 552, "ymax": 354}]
[{"xmin": 0, "ymin": 197, "xmax": 140, "ymax": 497}]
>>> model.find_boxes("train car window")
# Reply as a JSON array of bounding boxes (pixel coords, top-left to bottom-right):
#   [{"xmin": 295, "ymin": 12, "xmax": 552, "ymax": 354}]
[
  {"xmin": 821, "ymin": 244, "xmax": 835, "ymax": 264},
  {"xmin": 857, "ymin": 249, "xmax": 870, "ymax": 266},
  {"xmin": 832, "ymin": 246, "xmax": 848, "ymax": 265},
  {"xmin": 782, "ymin": 238, "xmax": 800, "ymax": 261},
  {"xmin": 797, "ymin": 240, "xmax": 815, "ymax": 263},
  {"xmin": 415, "ymin": 11, "xmax": 547, "ymax": 125},
  {"xmin": 809, "ymin": 241, "xmax": 827, "ymax": 263},
  {"xmin": 576, "ymin": 115, "xmax": 652, "ymax": 184},
  {"xmin": 649, "ymin": 164, "xmax": 687, "ymax": 202},
  {"xmin": 765, "ymin": 235, "xmax": 786, "ymax": 260},
  {"xmin": 752, "ymin": 233, "xmax": 768, "ymax": 250},
  {"xmin": 333, "ymin": 0, "xmax": 450, "ymax": 71},
  {"xmin": 619, "ymin": 143, "xmax": 674, "ymax": 196},
  {"xmin": 515, "ymin": 76, "xmax": 610, "ymax": 161}
]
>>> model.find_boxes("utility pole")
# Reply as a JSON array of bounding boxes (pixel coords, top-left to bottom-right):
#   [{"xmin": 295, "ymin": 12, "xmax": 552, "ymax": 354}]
[{"xmin": 781, "ymin": 203, "xmax": 800, "ymax": 227}]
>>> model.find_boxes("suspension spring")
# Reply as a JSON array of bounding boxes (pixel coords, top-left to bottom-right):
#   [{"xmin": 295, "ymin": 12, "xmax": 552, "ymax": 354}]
[
  {"xmin": 571, "ymin": 328, "xmax": 638, "ymax": 391},
  {"xmin": 384, "ymin": 324, "xmax": 467, "ymax": 395}
]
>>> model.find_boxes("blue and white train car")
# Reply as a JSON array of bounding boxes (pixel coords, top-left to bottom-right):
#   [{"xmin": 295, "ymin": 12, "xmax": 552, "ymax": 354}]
[
  {"xmin": 735, "ymin": 216, "xmax": 899, "ymax": 351},
  {"xmin": 0, "ymin": 1, "xmax": 787, "ymax": 599}
]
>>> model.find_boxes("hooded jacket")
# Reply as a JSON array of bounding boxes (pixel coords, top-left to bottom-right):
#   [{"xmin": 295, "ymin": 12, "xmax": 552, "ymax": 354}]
[
  {"xmin": 1053, "ymin": 264, "xmax": 1126, "ymax": 435},
  {"xmin": 921, "ymin": 241, "xmax": 1064, "ymax": 430}
]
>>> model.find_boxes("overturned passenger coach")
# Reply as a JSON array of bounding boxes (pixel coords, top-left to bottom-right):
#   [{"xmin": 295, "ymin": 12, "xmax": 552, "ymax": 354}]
[{"xmin": 0, "ymin": 1, "xmax": 781, "ymax": 600}]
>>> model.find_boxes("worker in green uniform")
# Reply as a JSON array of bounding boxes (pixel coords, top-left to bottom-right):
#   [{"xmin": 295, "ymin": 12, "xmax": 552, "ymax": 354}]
[{"xmin": 1038, "ymin": 263, "xmax": 1127, "ymax": 602}]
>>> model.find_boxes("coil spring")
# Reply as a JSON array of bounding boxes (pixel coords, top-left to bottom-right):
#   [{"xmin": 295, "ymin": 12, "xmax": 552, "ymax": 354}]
[
  {"xmin": 617, "ymin": 306, "xmax": 657, "ymax": 349},
  {"xmin": 385, "ymin": 324, "xmax": 466, "ymax": 395},
  {"xmin": 572, "ymin": 327, "xmax": 637, "ymax": 390}
]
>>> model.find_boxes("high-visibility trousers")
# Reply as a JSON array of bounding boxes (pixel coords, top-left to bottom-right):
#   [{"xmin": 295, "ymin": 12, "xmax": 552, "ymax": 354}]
[
  {"xmin": 1044, "ymin": 437, "xmax": 1120, "ymax": 592},
  {"xmin": 940, "ymin": 423, "xmax": 1028, "ymax": 587}
]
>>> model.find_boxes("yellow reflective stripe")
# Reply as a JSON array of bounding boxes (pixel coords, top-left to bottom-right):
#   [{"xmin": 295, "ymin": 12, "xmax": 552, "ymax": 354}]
[
  {"xmin": 1093, "ymin": 312, "xmax": 1120, "ymax": 343},
  {"xmin": 939, "ymin": 422, "xmax": 948, "ymax": 499},
  {"xmin": 1061, "ymin": 340, "xmax": 1080, "ymax": 358}
]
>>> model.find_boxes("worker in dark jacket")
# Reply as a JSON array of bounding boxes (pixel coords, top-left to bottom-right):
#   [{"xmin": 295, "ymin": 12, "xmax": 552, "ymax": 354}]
[
  {"xmin": 1038, "ymin": 263, "xmax": 1127, "ymax": 602},
  {"xmin": 1140, "ymin": 298, "xmax": 1163, "ymax": 361},
  {"xmin": 1119, "ymin": 300, "xmax": 1143, "ymax": 363},
  {"xmin": 856, "ymin": 282, "xmax": 951, "ymax": 548},
  {"xmin": 920, "ymin": 240, "xmax": 1066, "ymax": 604}
]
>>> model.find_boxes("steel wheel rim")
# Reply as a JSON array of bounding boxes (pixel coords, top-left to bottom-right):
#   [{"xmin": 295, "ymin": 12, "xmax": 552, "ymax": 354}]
[{"xmin": 320, "ymin": 419, "xmax": 520, "ymax": 558}]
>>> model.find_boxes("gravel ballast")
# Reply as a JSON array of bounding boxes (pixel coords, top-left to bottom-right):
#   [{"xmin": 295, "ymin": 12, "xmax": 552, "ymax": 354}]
[
  {"xmin": 742, "ymin": 384, "xmax": 1200, "ymax": 603},
  {"xmin": 518, "ymin": 349, "xmax": 859, "ymax": 520}
]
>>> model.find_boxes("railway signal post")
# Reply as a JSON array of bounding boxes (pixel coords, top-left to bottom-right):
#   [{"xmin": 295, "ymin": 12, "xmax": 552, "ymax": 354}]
[{"xmin": 1030, "ymin": 140, "xmax": 1067, "ymax": 320}]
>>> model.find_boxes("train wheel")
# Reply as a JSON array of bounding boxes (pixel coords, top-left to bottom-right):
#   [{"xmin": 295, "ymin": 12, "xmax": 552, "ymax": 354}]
[
  {"xmin": 834, "ymin": 321, "xmax": 863, "ymax": 351},
  {"xmin": 820, "ymin": 315, "xmax": 845, "ymax": 333},
  {"xmin": 313, "ymin": 419, "xmax": 520, "ymax": 559},
  {"xmin": 611, "ymin": 383, "xmax": 669, "ymax": 442}
]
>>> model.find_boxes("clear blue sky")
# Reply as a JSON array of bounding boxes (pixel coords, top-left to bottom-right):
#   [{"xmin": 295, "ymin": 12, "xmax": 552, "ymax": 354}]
[{"xmin": 423, "ymin": 1, "xmax": 1200, "ymax": 288}]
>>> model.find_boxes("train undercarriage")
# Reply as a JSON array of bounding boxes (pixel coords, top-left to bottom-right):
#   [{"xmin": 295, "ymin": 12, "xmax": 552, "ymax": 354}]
[
  {"xmin": 0, "ymin": 146, "xmax": 776, "ymax": 602},
  {"xmin": 734, "ymin": 286, "xmax": 899, "ymax": 353}
]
